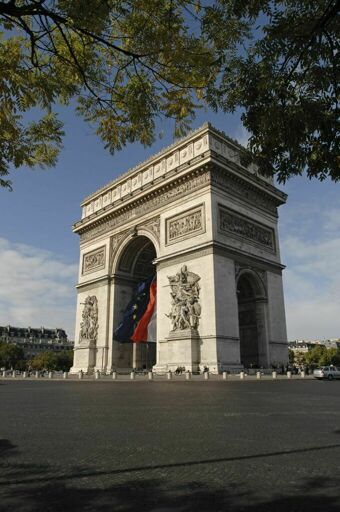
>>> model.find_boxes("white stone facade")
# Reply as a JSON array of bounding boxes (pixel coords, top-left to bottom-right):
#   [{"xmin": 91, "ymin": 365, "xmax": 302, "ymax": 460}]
[{"xmin": 70, "ymin": 123, "xmax": 288, "ymax": 374}]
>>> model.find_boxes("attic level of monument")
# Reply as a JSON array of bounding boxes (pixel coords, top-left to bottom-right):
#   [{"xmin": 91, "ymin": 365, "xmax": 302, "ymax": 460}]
[
  {"xmin": 81, "ymin": 122, "xmax": 271, "ymax": 204},
  {"xmin": 71, "ymin": 123, "xmax": 288, "ymax": 375},
  {"xmin": 73, "ymin": 123, "xmax": 287, "ymax": 239}
]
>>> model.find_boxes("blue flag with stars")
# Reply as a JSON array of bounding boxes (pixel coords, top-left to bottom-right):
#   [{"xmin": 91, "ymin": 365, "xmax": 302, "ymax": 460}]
[{"xmin": 114, "ymin": 275, "xmax": 154, "ymax": 343}]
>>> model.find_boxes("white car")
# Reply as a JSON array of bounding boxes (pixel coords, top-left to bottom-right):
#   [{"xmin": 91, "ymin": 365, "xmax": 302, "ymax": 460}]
[{"xmin": 313, "ymin": 366, "xmax": 340, "ymax": 380}]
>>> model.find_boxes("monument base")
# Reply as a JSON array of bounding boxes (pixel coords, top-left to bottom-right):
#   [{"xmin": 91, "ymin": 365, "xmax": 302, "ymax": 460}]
[
  {"xmin": 158, "ymin": 329, "xmax": 201, "ymax": 373},
  {"xmin": 69, "ymin": 340, "xmax": 96, "ymax": 374}
]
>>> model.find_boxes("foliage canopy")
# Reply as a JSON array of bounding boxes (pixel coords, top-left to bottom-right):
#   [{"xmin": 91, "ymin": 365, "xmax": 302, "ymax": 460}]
[
  {"xmin": 29, "ymin": 349, "xmax": 73, "ymax": 371},
  {"xmin": 0, "ymin": 0, "xmax": 338, "ymax": 188},
  {"xmin": 0, "ymin": 342, "xmax": 73, "ymax": 370},
  {"xmin": 204, "ymin": 0, "xmax": 339, "ymax": 182},
  {"xmin": 0, "ymin": 341, "xmax": 25, "ymax": 369},
  {"xmin": 289, "ymin": 345, "xmax": 340, "ymax": 368}
]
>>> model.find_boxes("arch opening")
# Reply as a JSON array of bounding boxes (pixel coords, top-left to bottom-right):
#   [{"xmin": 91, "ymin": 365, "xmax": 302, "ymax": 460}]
[
  {"xmin": 117, "ymin": 236, "xmax": 156, "ymax": 278},
  {"xmin": 112, "ymin": 235, "xmax": 157, "ymax": 371},
  {"xmin": 237, "ymin": 272, "xmax": 267, "ymax": 369}
]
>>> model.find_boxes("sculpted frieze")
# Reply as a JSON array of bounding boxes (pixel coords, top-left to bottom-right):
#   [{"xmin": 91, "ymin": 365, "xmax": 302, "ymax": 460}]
[
  {"xmin": 143, "ymin": 216, "xmax": 161, "ymax": 241},
  {"xmin": 211, "ymin": 167, "xmax": 277, "ymax": 215},
  {"xmin": 166, "ymin": 204, "xmax": 205, "ymax": 245},
  {"xmin": 79, "ymin": 171, "xmax": 210, "ymax": 243},
  {"xmin": 109, "ymin": 232, "xmax": 128, "ymax": 273},
  {"xmin": 219, "ymin": 207, "xmax": 275, "ymax": 252},
  {"xmin": 82, "ymin": 246, "xmax": 106, "ymax": 274},
  {"xmin": 78, "ymin": 164, "xmax": 279, "ymax": 245}
]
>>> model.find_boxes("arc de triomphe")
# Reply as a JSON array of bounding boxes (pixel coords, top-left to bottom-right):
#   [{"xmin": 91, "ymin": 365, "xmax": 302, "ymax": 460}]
[{"xmin": 70, "ymin": 123, "xmax": 288, "ymax": 374}]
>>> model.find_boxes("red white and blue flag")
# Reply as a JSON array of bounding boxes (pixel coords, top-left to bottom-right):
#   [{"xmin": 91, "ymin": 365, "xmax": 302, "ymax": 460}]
[{"xmin": 114, "ymin": 275, "xmax": 156, "ymax": 343}]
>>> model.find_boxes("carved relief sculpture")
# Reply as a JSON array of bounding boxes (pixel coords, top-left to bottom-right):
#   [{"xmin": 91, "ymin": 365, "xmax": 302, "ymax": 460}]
[
  {"xmin": 109, "ymin": 232, "xmax": 128, "ymax": 273},
  {"xmin": 79, "ymin": 296, "xmax": 98, "ymax": 343},
  {"xmin": 166, "ymin": 205, "xmax": 205, "ymax": 245},
  {"xmin": 82, "ymin": 247, "xmax": 106, "ymax": 274},
  {"xmin": 144, "ymin": 216, "xmax": 161, "ymax": 241},
  {"xmin": 79, "ymin": 171, "xmax": 210, "ymax": 243},
  {"xmin": 167, "ymin": 266, "xmax": 201, "ymax": 332},
  {"xmin": 219, "ymin": 206, "xmax": 275, "ymax": 251}
]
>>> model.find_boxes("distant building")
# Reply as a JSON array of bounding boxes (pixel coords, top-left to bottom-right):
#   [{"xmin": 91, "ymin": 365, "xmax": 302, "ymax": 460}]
[
  {"xmin": 288, "ymin": 341, "xmax": 315, "ymax": 354},
  {"xmin": 314, "ymin": 339, "xmax": 340, "ymax": 349},
  {"xmin": 0, "ymin": 325, "xmax": 74, "ymax": 359},
  {"xmin": 288, "ymin": 339, "xmax": 340, "ymax": 353}
]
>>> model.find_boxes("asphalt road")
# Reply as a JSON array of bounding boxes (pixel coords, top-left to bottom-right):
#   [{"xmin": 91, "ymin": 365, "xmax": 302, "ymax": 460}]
[{"xmin": 1, "ymin": 379, "xmax": 340, "ymax": 511}]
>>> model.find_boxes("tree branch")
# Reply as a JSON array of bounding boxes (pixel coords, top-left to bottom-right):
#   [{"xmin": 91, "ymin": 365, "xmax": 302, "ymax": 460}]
[{"xmin": 0, "ymin": 1, "xmax": 152, "ymax": 59}]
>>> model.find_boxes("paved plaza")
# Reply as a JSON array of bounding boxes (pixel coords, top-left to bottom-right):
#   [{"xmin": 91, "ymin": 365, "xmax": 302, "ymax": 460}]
[{"xmin": 1, "ymin": 379, "xmax": 340, "ymax": 511}]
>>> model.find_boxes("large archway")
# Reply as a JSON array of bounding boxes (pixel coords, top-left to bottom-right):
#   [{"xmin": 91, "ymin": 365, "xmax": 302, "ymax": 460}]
[
  {"xmin": 112, "ymin": 235, "xmax": 157, "ymax": 371},
  {"xmin": 236, "ymin": 271, "xmax": 268, "ymax": 369}
]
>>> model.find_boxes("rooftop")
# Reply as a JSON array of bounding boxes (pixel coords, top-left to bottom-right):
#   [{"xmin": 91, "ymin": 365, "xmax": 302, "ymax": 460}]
[{"xmin": 82, "ymin": 122, "xmax": 247, "ymax": 204}]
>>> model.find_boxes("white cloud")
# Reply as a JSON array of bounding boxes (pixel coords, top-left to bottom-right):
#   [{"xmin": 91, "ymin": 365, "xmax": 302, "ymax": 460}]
[
  {"xmin": 280, "ymin": 205, "xmax": 340, "ymax": 340},
  {"xmin": 322, "ymin": 206, "xmax": 340, "ymax": 234},
  {"xmin": 0, "ymin": 238, "xmax": 77, "ymax": 339}
]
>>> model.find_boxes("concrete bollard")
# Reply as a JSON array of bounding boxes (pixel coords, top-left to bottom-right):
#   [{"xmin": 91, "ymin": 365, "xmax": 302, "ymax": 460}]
[
  {"xmin": 240, "ymin": 371, "xmax": 245, "ymax": 380},
  {"xmin": 222, "ymin": 371, "xmax": 227, "ymax": 380},
  {"xmin": 300, "ymin": 370, "xmax": 305, "ymax": 379},
  {"xmin": 12, "ymin": 370, "xmax": 16, "ymax": 378},
  {"xmin": 186, "ymin": 371, "xmax": 191, "ymax": 380},
  {"xmin": 204, "ymin": 371, "xmax": 210, "ymax": 380},
  {"xmin": 35, "ymin": 371, "xmax": 39, "ymax": 378},
  {"xmin": 272, "ymin": 371, "xmax": 277, "ymax": 379},
  {"xmin": 63, "ymin": 372, "xmax": 68, "ymax": 379},
  {"xmin": 167, "ymin": 371, "xmax": 172, "ymax": 380},
  {"xmin": 148, "ymin": 371, "xmax": 153, "ymax": 381},
  {"xmin": 112, "ymin": 371, "xmax": 117, "ymax": 380},
  {"xmin": 95, "ymin": 370, "xmax": 100, "ymax": 380},
  {"xmin": 287, "ymin": 371, "xmax": 292, "ymax": 379},
  {"xmin": 23, "ymin": 371, "xmax": 27, "ymax": 379},
  {"xmin": 256, "ymin": 371, "xmax": 261, "ymax": 380},
  {"xmin": 130, "ymin": 371, "xmax": 135, "ymax": 380},
  {"xmin": 78, "ymin": 370, "xmax": 83, "ymax": 380},
  {"xmin": 48, "ymin": 371, "xmax": 53, "ymax": 379},
  {"xmin": 2, "ymin": 370, "xmax": 6, "ymax": 377}
]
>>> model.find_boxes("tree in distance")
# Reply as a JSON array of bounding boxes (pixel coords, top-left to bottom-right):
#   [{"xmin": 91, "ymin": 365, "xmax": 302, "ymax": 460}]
[
  {"xmin": 289, "ymin": 346, "xmax": 340, "ymax": 369},
  {"xmin": 54, "ymin": 349, "xmax": 74, "ymax": 371},
  {"xmin": 29, "ymin": 351, "xmax": 58, "ymax": 371},
  {"xmin": 0, "ymin": 341, "xmax": 25, "ymax": 369},
  {"xmin": 0, "ymin": 1, "xmax": 338, "ymax": 189},
  {"xmin": 306, "ymin": 345, "xmax": 340, "ymax": 367},
  {"xmin": 29, "ymin": 350, "xmax": 73, "ymax": 371}
]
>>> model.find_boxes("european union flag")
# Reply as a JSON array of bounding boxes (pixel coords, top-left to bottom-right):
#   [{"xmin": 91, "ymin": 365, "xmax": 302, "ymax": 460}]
[{"xmin": 114, "ymin": 275, "xmax": 155, "ymax": 343}]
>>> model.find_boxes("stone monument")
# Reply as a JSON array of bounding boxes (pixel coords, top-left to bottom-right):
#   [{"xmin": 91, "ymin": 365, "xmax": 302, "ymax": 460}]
[{"xmin": 70, "ymin": 123, "xmax": 288, "ymax": 374}]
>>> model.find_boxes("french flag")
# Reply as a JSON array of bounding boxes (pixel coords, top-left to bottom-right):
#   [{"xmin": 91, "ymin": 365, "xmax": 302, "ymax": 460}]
[{"xmin": 114, "ymin": 275, "xmax": 156, "ymax": 343}]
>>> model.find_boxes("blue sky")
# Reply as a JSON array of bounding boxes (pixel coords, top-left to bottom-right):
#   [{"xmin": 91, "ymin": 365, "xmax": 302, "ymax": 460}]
[{"xmin": 1, "ymin": 105, "xmax": 339, "ymax": 341}]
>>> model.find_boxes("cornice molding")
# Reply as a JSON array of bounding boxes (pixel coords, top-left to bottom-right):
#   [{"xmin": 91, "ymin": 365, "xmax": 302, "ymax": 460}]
[
  {"xmin": 81, "ymin": 123, "xmax": 211, "ymax": 204},
  {"xmin": 77, "ymin": 168, "xmax": 211, "ymax": 243},
  {"xmin": 75, "ymin": 162, "xmax": 284, "ymax": 245},
  {"xmin": 155, "ymin": 240, "xmax": 285, "ymax": 274}
]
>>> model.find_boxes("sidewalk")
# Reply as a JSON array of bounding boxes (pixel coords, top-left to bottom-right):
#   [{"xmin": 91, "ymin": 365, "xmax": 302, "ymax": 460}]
[{"xmin": 0, "ymin": 371, "xmax": 315, "ymax": 382}]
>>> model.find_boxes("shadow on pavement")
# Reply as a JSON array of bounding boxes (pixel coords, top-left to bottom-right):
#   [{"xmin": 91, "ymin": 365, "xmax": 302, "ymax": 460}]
[
  {"xmin": 1, "ymin": 441, "xmax": 340, "ymax": 511},
  {"xmin": 0, "ymin": 439, "xmax": 18, "ymax": 456},
  {"xmin": 1, "ymin": 442, "xmax": 340, "ymax": 487},
  {"xmin": 1, "ymin": 473, "xmax": 340, "ymax": 512}
]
